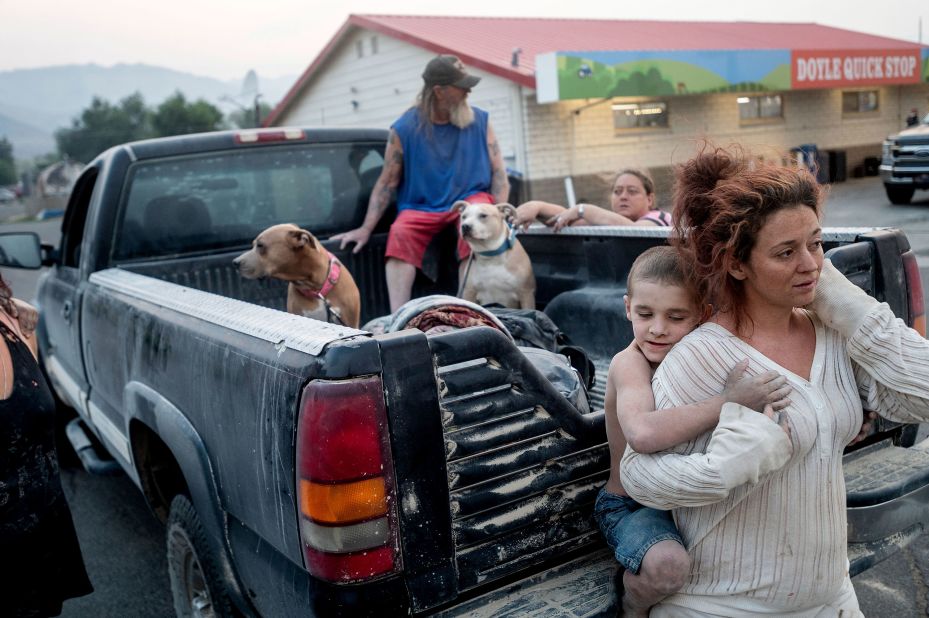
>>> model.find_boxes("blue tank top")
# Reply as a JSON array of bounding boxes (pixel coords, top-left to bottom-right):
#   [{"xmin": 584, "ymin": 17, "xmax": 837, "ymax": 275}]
[{"xmin": 392, "ymin": 106, "xmax": 492, "ymax": 212}]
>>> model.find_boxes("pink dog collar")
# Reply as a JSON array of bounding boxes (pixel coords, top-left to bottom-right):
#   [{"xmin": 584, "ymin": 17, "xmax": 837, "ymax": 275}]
[{"xmin": 295, "ymin": 251, "xmax": 341, "ymax": 299}]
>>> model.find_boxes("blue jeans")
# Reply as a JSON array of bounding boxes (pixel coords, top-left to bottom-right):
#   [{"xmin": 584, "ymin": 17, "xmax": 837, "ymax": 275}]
[{"xmin": 593, "ymin": 488, "xmax": 683, "ymax": 574}]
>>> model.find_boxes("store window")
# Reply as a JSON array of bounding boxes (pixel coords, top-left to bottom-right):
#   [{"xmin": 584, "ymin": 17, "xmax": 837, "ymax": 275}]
[
  {"xmin": 612, "ymin": 101, "xmax": 669, "ymax": 132},
  {"xmin": 842, "ymin": 90, "xmax": 879, "ymax": 114},
  {"xmin": 738, "ymin": 95, "xmax": 783, "ymax": 123}
]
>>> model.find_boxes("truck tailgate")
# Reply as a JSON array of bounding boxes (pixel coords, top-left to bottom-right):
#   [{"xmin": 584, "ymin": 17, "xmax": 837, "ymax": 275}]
[{"xmin": 383, "ymin": 326, "xmax": 611, "ymax": 613}]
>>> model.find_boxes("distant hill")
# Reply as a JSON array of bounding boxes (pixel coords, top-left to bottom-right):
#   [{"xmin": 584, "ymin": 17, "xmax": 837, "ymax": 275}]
[
  {"xmin": 0, "ymin": 63, "xmax": 297, "ymax": 159},
  {"xmin": 0, "ymin": 112, "xmax": 55, "ymax": 159}
]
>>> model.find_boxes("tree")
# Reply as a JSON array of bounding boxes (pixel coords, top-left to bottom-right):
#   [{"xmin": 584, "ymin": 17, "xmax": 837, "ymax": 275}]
[
  {"xmin": 227, "ymin": 100, "xmax": 273, "ymax": 129},
  {"xmin": 152, "ymin": 92, "xmax": 224, "ymax": 137},
  {"xmin": 0, "ymin": 137, "xmax": 15, "ymax": 185},
  {"xmin": 55, "ymin": 92, "xmax": 152, "ymax": 163}
]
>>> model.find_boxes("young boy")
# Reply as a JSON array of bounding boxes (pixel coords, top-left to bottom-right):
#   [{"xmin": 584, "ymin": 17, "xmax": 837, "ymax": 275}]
[{"xmin": 595, "ymin": 246, "xmax": 790, "ymax": 617}]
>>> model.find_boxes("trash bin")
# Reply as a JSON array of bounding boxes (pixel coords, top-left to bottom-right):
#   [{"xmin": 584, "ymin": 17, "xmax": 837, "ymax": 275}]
[
  {"xmin": 814, "ymin": 151, "xmax": 831, "ymax": 184},
  {"xmin": 827, "ymin": 150, "xmax": 847, "ymax": 183},
  {"xmin": 863, "ymin": 157, "xmax": 880, "ymax": 176}
]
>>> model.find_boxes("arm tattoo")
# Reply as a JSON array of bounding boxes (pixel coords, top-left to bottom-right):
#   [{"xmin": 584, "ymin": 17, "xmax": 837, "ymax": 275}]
[
  {"xmin": 373, "ymin": 183, "xmax": 395, "ymax": 213},
  {"xmin": 491, "ymin": 168, "xmax": 507, "ymax": 201},
  {"xmin": 363, "ymin": 129, "xmax": 402, "ymax": 222},
  {"xmin": 487, "ymin": 138, "xmax": 508, "ymax": 201}
]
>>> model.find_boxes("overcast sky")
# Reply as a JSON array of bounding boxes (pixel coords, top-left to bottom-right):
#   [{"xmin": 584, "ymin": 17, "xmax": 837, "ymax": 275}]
[{"xmin": 2, "ymin": 0, "xmax": 926, "ymax": 81}]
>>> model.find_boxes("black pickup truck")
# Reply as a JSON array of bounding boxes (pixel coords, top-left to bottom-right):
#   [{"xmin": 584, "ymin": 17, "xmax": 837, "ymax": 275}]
[{"xmin": 3, "ymin": 127, "xmax": 929, "ymax": 616}]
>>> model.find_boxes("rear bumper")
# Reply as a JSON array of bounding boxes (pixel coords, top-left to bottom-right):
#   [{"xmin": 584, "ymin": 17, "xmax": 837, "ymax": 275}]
[
  {"xmin": 437, "ymin": 549, "xmax": 616, "ymax": 617},
  {"xmin": 848, "ymin": 522, "xmax": 925, "ymax": 577},
  {"xmin": 845, "ymin": 438, "xmax": 929, "ymax": 575}
]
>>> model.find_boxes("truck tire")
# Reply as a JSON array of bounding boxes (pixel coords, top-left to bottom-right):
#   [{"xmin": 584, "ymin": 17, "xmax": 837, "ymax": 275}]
[
  {"xmin": 167, "ymin": 495, "xmax": 235, "ymax": 618},
  {"xmin": 885, "ymin": 185, "xmax": 915, "ymax": 205}
]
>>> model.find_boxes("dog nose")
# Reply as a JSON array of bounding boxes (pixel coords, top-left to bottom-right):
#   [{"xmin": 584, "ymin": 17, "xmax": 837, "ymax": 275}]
[{"xmin": 461, "ymin": 224, "xmax": 471, "ymax": 235}]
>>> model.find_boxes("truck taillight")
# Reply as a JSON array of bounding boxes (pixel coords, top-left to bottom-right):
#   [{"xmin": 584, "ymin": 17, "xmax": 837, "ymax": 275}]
[
  {"xmin": 903, "ymin": 250, "xmax": 926, "ymax": 337},
  {"xmin": 234, "ymin": 128, "xmax": 305, "ymax": 144},
  {"xmin": 295, "ymin": 376, "xmax": 400, "ymax": 583}
]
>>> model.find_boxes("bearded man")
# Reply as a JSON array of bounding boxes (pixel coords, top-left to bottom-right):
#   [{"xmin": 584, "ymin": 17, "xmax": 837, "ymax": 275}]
[{"xmin": 334, "ymin": 55, "xmax": 509, "ymax": 312}]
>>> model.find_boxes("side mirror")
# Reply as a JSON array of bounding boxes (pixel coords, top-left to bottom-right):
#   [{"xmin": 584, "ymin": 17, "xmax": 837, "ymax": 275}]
[{"xmin": 0, "ymin": 232, "xmax": 43, "ymax": 269}]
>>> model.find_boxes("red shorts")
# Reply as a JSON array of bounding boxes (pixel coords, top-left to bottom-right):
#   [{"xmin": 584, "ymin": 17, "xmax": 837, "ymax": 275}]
[{"xmin": 386, "ymin": 192, "xmax": 494, "ymax": 269}]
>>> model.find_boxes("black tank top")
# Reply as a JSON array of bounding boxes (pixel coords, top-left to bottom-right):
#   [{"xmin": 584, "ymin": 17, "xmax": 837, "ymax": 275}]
[{"xmin": 0, "ymin": 319, "xmax": 93, "ymax": 614}]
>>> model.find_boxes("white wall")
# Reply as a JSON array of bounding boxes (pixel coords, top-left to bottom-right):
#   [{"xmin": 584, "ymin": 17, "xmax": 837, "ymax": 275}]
[{"xmin": 274, "ymin": 28, "xmax": 522, "ymax": 165}]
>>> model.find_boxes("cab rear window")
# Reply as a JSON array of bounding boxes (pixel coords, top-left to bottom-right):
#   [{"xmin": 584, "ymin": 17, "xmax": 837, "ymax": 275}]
[{"xmin": 112, "ymin": 142, "xmax": 383, "ymax": 260}]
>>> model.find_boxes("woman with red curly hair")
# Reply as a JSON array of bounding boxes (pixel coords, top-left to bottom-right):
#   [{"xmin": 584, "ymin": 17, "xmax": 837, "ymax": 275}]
[{"xmin": 621, "ymin": 144, "xmax": 929, "ymax": 616}]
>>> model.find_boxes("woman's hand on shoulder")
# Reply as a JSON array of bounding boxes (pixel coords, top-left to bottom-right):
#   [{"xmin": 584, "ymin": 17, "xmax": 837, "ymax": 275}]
[{"xmin": 806, "ymin": 259, "xmax": 878, "ymax": 335}]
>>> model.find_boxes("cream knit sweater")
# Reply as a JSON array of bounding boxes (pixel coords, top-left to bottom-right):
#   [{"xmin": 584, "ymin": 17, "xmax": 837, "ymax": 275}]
[{"xmin": 621, "ymin": 262, "xmax": 929, "ymax": 615}]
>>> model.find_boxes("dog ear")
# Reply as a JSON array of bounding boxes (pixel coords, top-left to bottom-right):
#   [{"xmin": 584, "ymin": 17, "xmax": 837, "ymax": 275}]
[
  {"xmin": 288, "ymin": 229, "xmax": 316, "ymax": 250},
  {"xmin": 451, "ymin": 200, "xmax": 470, "ymax": 214},
  {"xmin": 496, "ymin": 203, "xmax": 517, "ymax": 223}
]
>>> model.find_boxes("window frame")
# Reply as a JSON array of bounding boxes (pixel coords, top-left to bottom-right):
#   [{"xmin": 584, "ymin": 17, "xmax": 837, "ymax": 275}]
[
  {"xmin": 737, "ymin": 93, "xmax": 785, "ymax": 126},
  {"xmin": 611, "ymin": 100, "xmax": 670, "ymax": 135},
  {"xmin": 841, "ymin": 89, "xmax": 880, "ymax": 116}
]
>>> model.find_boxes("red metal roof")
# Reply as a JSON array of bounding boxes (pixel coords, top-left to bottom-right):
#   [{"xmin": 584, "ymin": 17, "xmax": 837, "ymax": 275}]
[{"xmin": 265, "ymin": 15, "xmax": 922, "ymax": 126}]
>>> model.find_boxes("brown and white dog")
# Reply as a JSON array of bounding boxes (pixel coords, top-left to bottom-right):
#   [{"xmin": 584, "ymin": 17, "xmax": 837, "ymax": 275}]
[
  {"xmin": 234, "ymin": 223, "xmax": 361, "ymax": 328},
  {"xmin": 453, "ymin": 201, "xmax": 536, "ymax": 309}
]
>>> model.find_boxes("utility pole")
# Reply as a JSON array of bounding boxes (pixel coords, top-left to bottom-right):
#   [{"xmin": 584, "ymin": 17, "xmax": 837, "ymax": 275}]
[{"xmin": 254, "ymin": 94, "xmax": 262, "ymax": 128}]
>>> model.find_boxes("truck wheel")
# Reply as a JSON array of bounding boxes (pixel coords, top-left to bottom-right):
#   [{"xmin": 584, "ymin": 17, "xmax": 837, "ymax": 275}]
[
  {"xmin": 167, "ymin": 495, "xmax": 235, "ymax": 618},
  {"xmin": 885, "ymin": 185, "xmax": 915, "ymax": 205}
]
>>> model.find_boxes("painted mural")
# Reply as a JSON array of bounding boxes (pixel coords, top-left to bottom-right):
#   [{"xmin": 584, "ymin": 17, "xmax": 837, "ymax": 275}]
[
  {"xmin": 537, "ymin": 48, "xmax": 928, "ymax": 103},
  {"xmin": 556, "ymin": 50, "xmax": 790, "ymax": 100}
]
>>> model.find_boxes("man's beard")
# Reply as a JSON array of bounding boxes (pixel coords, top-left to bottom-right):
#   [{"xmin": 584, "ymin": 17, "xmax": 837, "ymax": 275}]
[{"xmin": 449, "ymin": 100, "xmax": 475, "ymax": 129}]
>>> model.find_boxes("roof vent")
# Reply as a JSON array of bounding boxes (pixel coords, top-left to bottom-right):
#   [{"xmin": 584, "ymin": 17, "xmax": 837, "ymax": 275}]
[{"xmin": 511, "ymin": 47, "xmax": 522, "ymax": 68}]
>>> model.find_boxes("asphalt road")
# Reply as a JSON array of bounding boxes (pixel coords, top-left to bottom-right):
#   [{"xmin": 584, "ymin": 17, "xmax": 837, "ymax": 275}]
[{"xmin": 3, "ymin": 176, "xmax": 929, "ymax": 617}]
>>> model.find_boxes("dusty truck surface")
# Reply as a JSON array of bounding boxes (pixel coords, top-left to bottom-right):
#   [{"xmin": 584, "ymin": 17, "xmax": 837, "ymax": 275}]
[{"xmin": 5, "ymin": 126, "xmax": 929, "ymax": 616}]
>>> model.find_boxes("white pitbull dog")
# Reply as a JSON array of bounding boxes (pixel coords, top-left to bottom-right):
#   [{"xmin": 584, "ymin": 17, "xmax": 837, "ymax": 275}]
[{"xmin": 453, "ymin": 201, "xmax": 536, "ymax": 310}]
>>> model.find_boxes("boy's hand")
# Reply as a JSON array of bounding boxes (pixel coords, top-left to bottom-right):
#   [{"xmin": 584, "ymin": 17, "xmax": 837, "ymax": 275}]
[
  {"xmin": 763, "ymin": 404, "xmax": 792, "ymax": 440},
  {"xmin": 722, "ymin": 359, "xmax": 791, "ymax": 412}
]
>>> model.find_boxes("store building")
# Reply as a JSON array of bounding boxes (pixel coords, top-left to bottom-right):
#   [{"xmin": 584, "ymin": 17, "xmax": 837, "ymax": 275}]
[{"xmin": 266, "ymin": 15, "xmax": 929, "ymax": 207}]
